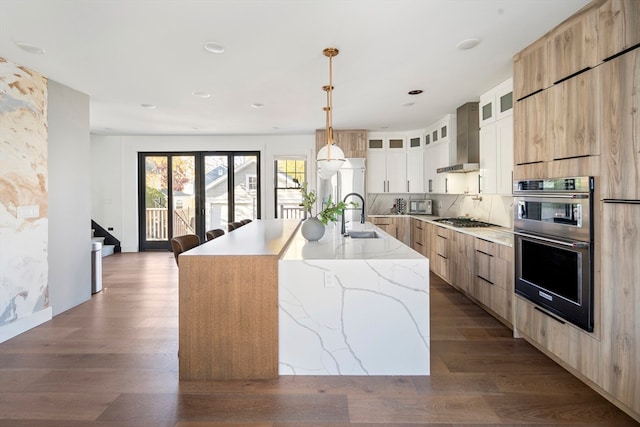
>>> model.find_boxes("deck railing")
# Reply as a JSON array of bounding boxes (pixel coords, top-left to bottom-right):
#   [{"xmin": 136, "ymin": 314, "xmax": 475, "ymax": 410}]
[{"xmin": 145, "ymin": 208, "xmax": 195, "ymax": 240}]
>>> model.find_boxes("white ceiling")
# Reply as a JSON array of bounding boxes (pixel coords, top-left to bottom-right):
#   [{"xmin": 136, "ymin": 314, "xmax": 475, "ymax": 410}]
[{"xmin": 0, "ymin": 0, "xmax": 589, "ymax": 136}]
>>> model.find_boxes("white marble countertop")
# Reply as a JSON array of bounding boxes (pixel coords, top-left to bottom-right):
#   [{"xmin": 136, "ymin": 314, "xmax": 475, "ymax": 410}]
[
  {"xmin": 282, "ymin": 221, "xmax": 425, "ymax": 260},
  {"xmin": 182, "ymin": 219, "xmax": 301, "ymax": 257},
  {"xmin": 368, "ymin": 214, "xmax": 514, "ymax": 247}
]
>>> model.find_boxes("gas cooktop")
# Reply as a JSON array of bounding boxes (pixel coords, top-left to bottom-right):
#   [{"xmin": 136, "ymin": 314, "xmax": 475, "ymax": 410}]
[{"xmin": 434, "ymin": 217, "xmax": 496, "ymax": 228}]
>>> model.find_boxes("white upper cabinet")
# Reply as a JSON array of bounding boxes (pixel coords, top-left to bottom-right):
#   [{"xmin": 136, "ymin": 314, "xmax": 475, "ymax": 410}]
[
  {"xmin": 367, "ymin": 135, "xmax": 407, "ymax": 193},
  {"xmin": 479, "ymin": 78, "xmax": 514, "ymax": 195},
  {"xmin": 480, "ymin": 78, "xmax": 513, "ymax": 127},
  {"xmin": 407, "ymin": 134, "xmax": 424, "ymax": 193}
]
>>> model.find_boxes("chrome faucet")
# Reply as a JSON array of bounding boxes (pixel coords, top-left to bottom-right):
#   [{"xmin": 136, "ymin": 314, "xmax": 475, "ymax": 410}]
[{"xmin": 341, "ymin": 192, "xmax": 365, "ymax": 235}]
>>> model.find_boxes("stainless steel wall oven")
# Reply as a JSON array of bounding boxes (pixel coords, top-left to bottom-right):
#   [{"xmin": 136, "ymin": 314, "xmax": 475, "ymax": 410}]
[{"xmin": 513, "ymin": 177, "xmax": 594, "ymax": 332}]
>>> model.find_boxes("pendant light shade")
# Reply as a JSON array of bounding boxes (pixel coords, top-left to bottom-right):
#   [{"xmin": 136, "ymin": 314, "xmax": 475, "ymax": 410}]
[{"xmin": 317, "ymin": 47, "xmax": 345, "ymax": 179}]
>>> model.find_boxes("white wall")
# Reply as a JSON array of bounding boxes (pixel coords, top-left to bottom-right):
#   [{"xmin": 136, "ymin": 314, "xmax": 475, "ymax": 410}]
[
  {"xmin": 47, "ymin": 80, "xmax": 92, "ymax": 315},
  {"xmin": 90, "ymin": 134, "xmax": 315, "ymax": 252}
]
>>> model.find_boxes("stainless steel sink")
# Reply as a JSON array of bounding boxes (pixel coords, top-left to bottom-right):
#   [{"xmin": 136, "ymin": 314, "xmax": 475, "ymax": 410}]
[{"xmin": 347, "ymin": 230, "xmax": 380, "ymax": 239}]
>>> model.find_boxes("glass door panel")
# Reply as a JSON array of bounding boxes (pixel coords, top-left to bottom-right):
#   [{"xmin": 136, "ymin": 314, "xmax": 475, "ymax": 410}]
[
  {"xmin": 203, "ymin": 155, "xmax": 229, "ymax": 232},
  {"xmin": 233, "ymin": 154, "xmax": 259, "ymax": 222},
  {"xmin": 144, "ymin": 156, "xmax": 169, "ymax": 243},
  {"xmin": 171, "ymin": 155, "xmax": 196, "ymax": 237}
]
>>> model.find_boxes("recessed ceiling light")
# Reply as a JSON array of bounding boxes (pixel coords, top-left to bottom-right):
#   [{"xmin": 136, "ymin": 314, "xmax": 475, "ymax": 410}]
[
  {"xmin": 456, "ymin": 38, "xmax": 481, "ymax": 50},
  {"xmin": 141, "ymin": 104, "xmax": 157, "ymax": 109},
  {"xmin": 251, "ymin": 103, "xmax": 264, "ymax": 109},
  {"xmin": 402, "ymin": 102, "xmax": 415, "ymax": 107},
  {"xmin": 408, "ymin": 90, "xmax": 423, "ymax": 95},
  {"xmin": 192, "ymin": 91, "xmax": 211, "ymax": 98},
  {"xmin": 15, "ymin": 41, "xmax": 45, "ymax": 54},
  {"xmin": 204, "ymin": 41, "xmax": 225, "ymax": 54}
]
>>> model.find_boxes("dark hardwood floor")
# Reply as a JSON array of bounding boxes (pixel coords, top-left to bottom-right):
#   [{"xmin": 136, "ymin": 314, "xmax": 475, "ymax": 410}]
[{"xmin": 0, "ymin": 252, "xmax": 636, "ymax": 426}]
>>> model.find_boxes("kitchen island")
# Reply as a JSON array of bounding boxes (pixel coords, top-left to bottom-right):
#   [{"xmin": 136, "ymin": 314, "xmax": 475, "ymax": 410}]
[
  {"xmin": 279, "ymin": 222, "xmax": 430, "ymax": 375},
  {"xmin": 178, "ymin": 219, "xmax": 430, "ymax": 380}
]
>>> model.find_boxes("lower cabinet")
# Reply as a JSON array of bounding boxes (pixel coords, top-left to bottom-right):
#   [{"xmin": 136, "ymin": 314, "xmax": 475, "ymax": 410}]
[
  {"xmin": 431, "ymin": 225, "xmax": 455, "ymax": 284},
  {"xmin": 471, "ymin": 238, "xmax": 514, "ymax": 326},
  {"xmin": 369, "ymin": 216, "xmax": 410, "ymax": 246},
  {"xmin": 600, "ymin": 201, "xmax": 640, "ymax": 415},
  {"xmin": 369, "ymin": 216, "xmax": 397, "ymax": 238},
  {"xmin": 514, "ymin": 296, "xmax": 601, "ymax": 384},
  {"xmin": 454, "ymin": 232, "xmax": 475, "ymax": 294},
  {"xmin": 426, "ymin": 224, "xmax": 514, "ymax": 327}
]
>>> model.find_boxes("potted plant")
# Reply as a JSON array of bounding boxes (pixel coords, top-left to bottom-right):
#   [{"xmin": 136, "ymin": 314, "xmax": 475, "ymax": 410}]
[{"xmin": 299, "ymin": 182, "xmax": 355, "ymax": 241}]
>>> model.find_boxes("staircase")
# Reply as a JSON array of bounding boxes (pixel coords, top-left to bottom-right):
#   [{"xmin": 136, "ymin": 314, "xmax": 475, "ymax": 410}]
[{"xmin": 92, "ymin": 229, "xmax": 115, "ymax": 257}]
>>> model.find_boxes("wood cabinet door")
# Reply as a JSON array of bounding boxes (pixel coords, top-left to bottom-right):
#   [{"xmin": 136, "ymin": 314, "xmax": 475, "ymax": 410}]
[
  {"xmin": 600, "ymin": 48, "xmax": 640, "ymax": 200},
  {"xmin": 371, "ymin": 218, "xmax": 397, "ymax": 239},
  {"xmin": 548, "ymin": 67, "xmax": 599, "ymax": 161},
  {"xmin": 316, "ymin": 129, "xmax": 367, "ymax": 158},
  {"xmin": 601, "ymin": 202, "xmax": 640, "ymax": 414},
  {"xmin": 513, "ymin": 38, "xmax": 548, "ymax": 101},
  {"xmin": 598, "ymin": 0, "xmax": 640, "ymax": 62},
  {"xmin": 547, "ymin": 8, "xmax": 598, "ymax": 85},
  {"xmin": 514, "ymin": 90, "xmax": 549, "ymax": 165}
]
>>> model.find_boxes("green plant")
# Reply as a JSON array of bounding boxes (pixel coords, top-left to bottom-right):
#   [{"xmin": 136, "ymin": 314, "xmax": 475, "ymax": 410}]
[{"xmin": 300, "ymin": 182, "xmax": 358, "ymax": 225}]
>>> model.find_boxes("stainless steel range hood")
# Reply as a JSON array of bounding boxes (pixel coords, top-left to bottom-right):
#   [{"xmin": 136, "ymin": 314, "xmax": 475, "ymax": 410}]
[{"xmin": 437, "ymin": 102, "xmax": 479, "ymax": 173}]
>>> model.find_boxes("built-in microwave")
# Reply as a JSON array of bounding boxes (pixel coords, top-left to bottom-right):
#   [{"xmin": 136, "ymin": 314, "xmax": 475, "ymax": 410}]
[{"xmin": 408, "ymin": 199, "xmax": 432, "ymax": 215}]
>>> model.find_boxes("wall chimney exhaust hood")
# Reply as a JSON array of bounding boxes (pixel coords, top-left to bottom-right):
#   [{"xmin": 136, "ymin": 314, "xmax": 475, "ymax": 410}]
[{"xmin": 437, "ymin": 102, "xmax": 479, "ymax": 173}]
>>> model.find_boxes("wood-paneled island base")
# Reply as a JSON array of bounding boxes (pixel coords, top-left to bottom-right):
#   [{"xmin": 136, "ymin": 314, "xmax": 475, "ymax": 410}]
[{"xmin": 178, "ymin": 219, "xmax": 301, "ymax": 380}]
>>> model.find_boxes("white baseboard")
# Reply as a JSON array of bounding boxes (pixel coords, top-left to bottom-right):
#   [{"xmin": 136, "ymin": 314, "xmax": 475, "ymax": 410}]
[{"xmin": 0, "ymin": 306, "xmax": 53, "ymax": 343}]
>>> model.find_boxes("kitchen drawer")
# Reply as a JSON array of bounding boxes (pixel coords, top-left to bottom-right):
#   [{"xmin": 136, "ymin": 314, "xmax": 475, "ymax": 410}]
[
  {"xmin": 475, "ymin": 238, "xmax": 497, "ymax": 257},
  {"xmin": 474, "ymin": 275, "xmax": 512, "ymax": 323},
  {"xmin": 514, "ymin": 296, "xmax": 600, "ymax": 384}
]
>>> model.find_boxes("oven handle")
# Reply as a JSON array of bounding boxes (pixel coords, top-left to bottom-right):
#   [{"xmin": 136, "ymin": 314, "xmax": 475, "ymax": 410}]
[
  {"xmin": 513, "ymin": 231, "xmax": 589, "ymax": 249},
  {"xmin": 513, "ymin": 193, "xmax": 589, "ymax": 199}
]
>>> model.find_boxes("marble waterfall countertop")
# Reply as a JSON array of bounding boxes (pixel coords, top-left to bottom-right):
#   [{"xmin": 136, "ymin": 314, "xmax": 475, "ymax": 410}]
[
  {"xmin": 279, "ymin": 222, "xmax": 430, "ymax": 376},
  {"xmin": 281, "ymin": 221, "xmax": 426, "ymax": 260},
  {"xmin": 368, "ymin": 214, "xmax": 514, "ymax": 247}
]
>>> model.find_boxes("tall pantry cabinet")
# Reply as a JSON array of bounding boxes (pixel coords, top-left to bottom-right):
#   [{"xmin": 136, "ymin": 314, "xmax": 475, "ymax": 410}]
[{"xmin": 512, "ymin": 0, "xmax": 640, "ymax": 421}]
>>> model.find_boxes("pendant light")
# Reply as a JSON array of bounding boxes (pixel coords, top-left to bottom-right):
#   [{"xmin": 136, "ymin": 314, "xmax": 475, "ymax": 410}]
[{"xmin": 317, "ymin": 47, "xmax": 345, "ymax": 179}]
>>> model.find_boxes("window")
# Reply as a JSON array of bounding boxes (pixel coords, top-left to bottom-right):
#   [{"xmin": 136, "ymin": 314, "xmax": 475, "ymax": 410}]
[
  {"xmin": 246, "ymin": 175, "xmax": 258, "ymax": 191},
  {"xmin": 274, "ymin": 158, "xmax": 306, "ymax": 219}
]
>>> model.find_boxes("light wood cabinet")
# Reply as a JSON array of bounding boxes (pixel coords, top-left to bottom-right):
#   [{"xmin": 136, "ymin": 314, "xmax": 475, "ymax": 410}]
[
  {"xmin": 601, "ymin": 202, "xmax": 640, "ymax": 415},
  {"xmin": 369, "ymin": 216, "xmax": 396, "ymax": 238},
  {"xmin": 411, "ymin": 218, "xmax": 427, "ymax": 256},
  {"xmin": 514, "ymin": 296, "xmax": 601, "ymax": 384},
  {"xmin": 548, "ymin": 67, "xmax": 599, "ymax": 160},
  {"xmin": 513, "ymin": 38, "xmax": 549, "ymax": 101},
  {"xmin": 395, "ymin": 216, "xmax": 410, "ymax": 246},
  {"xmin": 315, "ymin": 129, "xmax": 367, "ymax": 158},
  {"xmin": 431, "ymin": 225, "xmax": 454, "ymax": 284},
  {"xmin": 370, "ymin": 216, "xmax": 410, "ymax": 246},
  {"xmin": 454, "ymin": 232, "xmax": 475, "ymax": 294},
  {"xmin": 598, "ymin": 0, "xmax": 640, "ymax": 62},
  {"xmin": 472, "ymin": 238, "xmax": 514, "ymax": 326},
  {"xmin": 599, "ymin": 47, "xmax": 640, "ymax": 200},
  {"xmin": 514, "ymin": 90, "xmax": 549, "ymax": 165},
  {"xmin": 547, "ymin": 8, "xmax": 599, "ymax": 85}
]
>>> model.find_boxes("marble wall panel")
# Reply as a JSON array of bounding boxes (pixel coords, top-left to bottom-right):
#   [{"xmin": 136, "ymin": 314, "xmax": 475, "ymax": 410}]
[{"xmin": 0, "ymin": 57, "xmax": 49, "ymax": 327}]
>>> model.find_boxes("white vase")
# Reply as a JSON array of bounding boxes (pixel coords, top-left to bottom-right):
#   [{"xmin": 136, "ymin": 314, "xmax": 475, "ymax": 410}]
[{"xmin": 301, "ymin": 217, "xmax": 325, "ymax": 241}]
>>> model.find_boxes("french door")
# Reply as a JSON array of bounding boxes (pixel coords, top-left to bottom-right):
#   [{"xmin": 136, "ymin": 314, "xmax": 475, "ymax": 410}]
[{"xmin": 138, "ymin": 151, "xmax": 260, "ymax": 251}]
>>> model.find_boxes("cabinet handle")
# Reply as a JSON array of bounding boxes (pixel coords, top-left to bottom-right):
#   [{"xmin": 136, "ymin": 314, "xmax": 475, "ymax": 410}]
[
  {"xmin": 407, "ymin": 180, "xmax": 410, "ymax": 192},
  {"xmin": 477, "ymin": 275, "xmax": 494, "ymax": 285},
  {"xmin": 428, "ymin": 179, "xmax": 433, "ymax": 193},
  {"xmin": 445, "ymin": 178, "xmax": 448, "ymax": 193},
  {"xmin": 478, "ymin": 175, "xmax": 481, "ymax": 193}
]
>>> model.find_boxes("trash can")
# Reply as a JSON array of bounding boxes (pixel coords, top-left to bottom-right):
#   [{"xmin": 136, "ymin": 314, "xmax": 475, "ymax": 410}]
[{"xmin": 91, "ymin": 241, "xmax": 103, "ymax": 294}]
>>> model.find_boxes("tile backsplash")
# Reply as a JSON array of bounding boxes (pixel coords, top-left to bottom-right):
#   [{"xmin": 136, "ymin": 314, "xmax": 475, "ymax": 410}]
[{"xmin": 367, "ymin": 193, "xmax": 514, "ymax": 229}]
